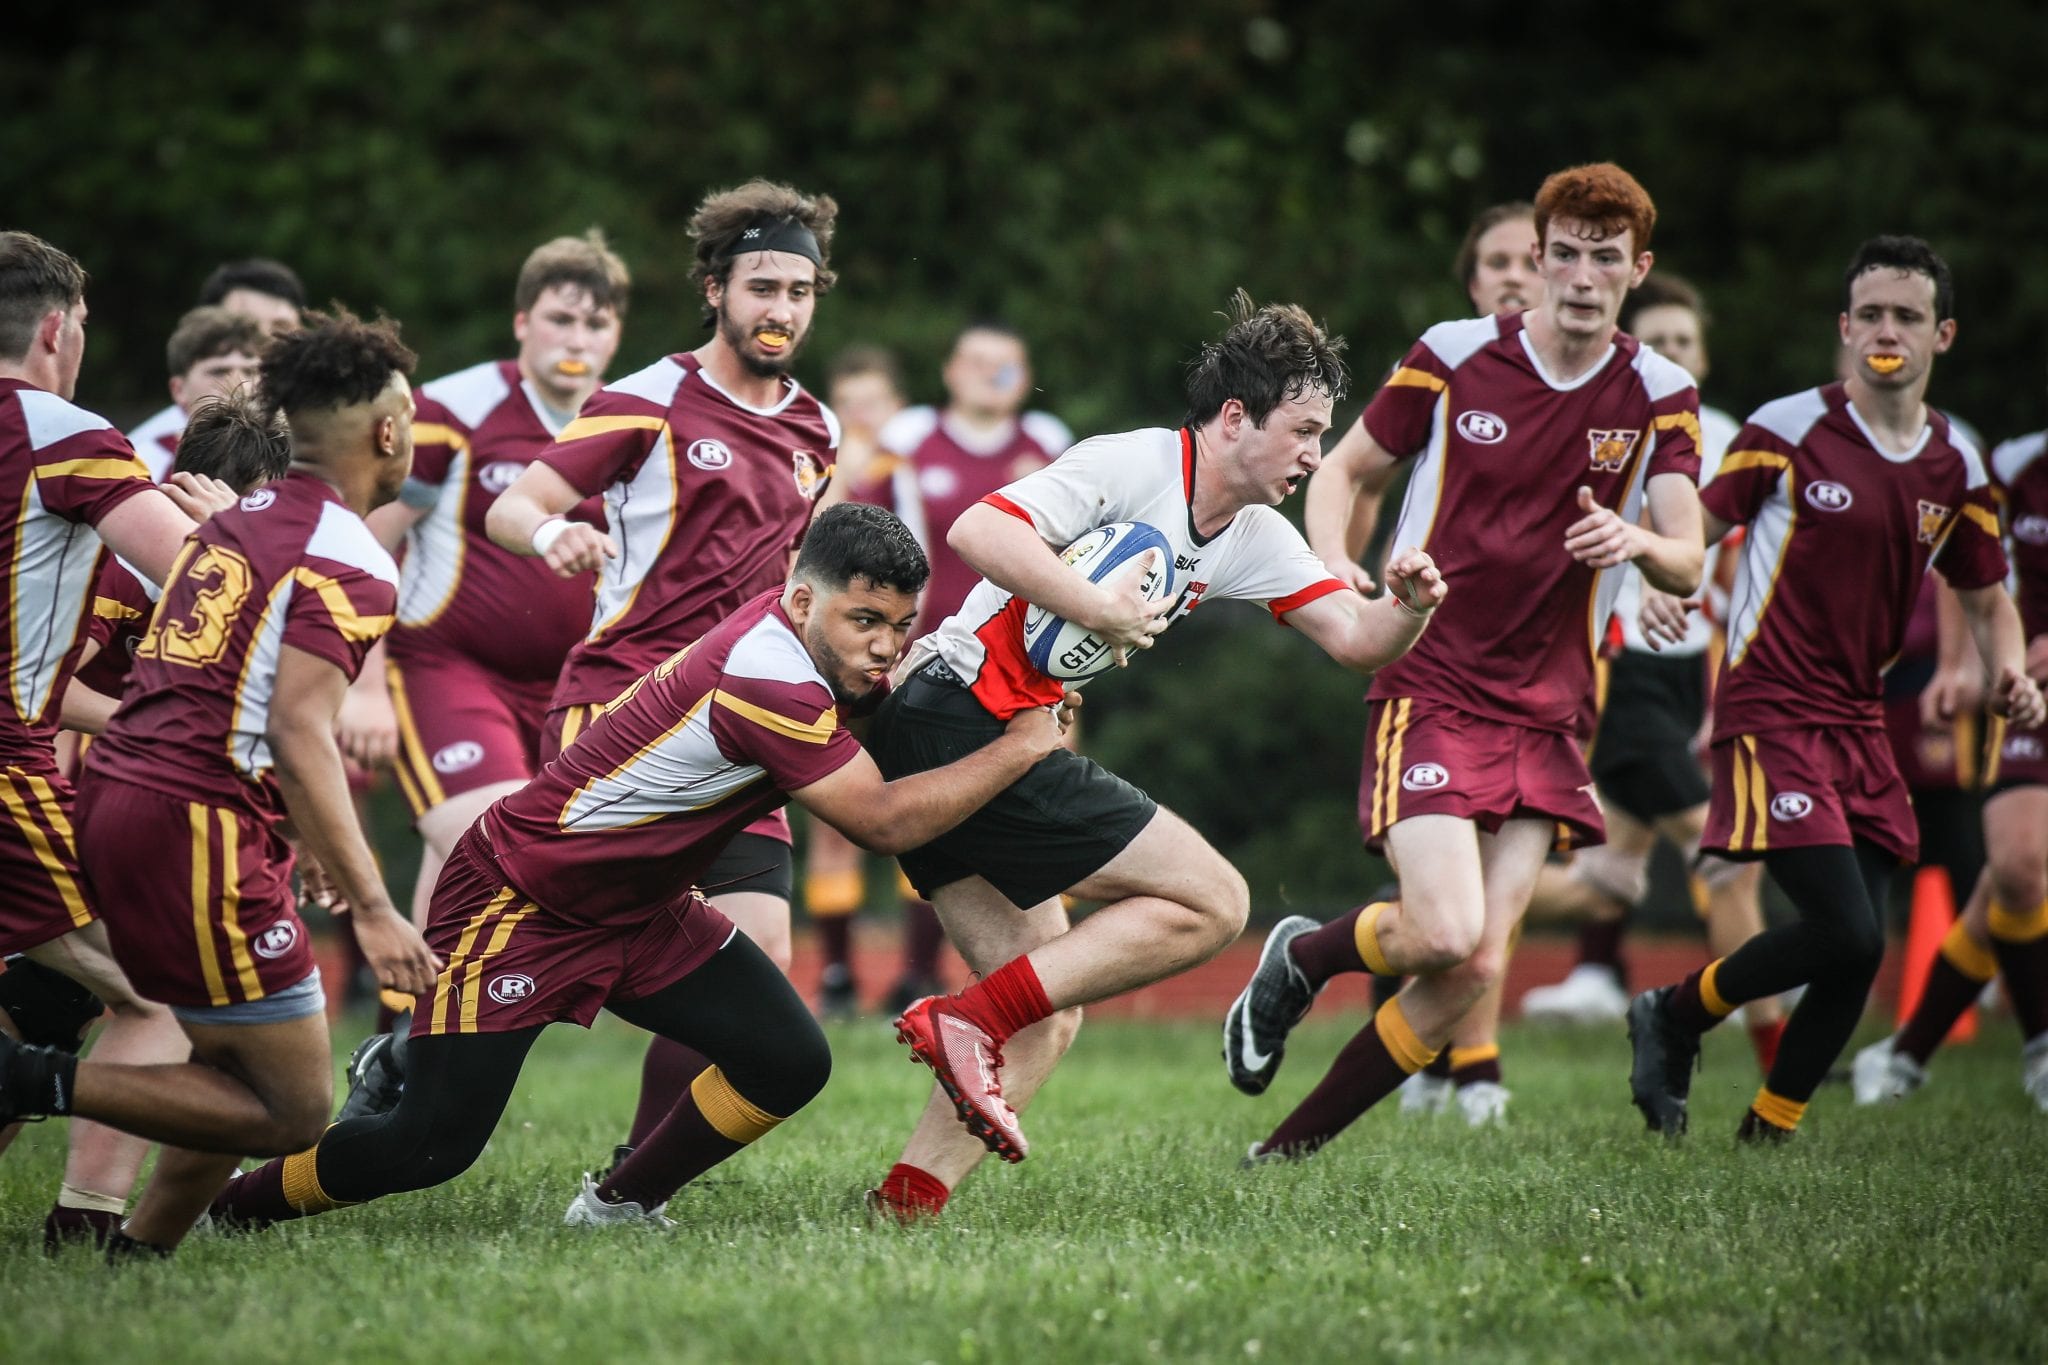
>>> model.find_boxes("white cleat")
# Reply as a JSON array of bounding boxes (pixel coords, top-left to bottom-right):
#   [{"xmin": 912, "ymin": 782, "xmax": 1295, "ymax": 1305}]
[
  {"xmin": 1850, "ymin": 1035, "xmax": 1927, "ymax": 1106},
  {"xmin": 2022, "ymin": 1035, "xmax": 2048, "ymax": 1113},
  {"xmin": 563, "ymin": 1173, "xmax": 674, "ymax": 1229},
  {"xmin": 1520, "ymin": 964, "xmax": 1630, "ymax": 1024},
  {"xmin": 1455, "ymin": 1080, "xmax": 1511, "ymax": 1127},
  {"xmin": 1398, "ymin": 1069, "xmax": 1453, "ymax": 1117}
]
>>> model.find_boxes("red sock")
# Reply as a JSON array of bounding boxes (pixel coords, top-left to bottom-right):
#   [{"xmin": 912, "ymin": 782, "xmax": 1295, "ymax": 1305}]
[
  {"xmin": 875, "ymin": 1162, "xmax": 949, "ymax": 1221},
  {"xmin": 949, "ymin": 957, "xmax": 1052, "ymax": 1045},
  {"xmin": 1748, "ymin": 1017, "xmax": 1785, "ymax": 1073},
  {"xmin": 627, "ymin": 1037, "xmax": 711, "ymax": 1148}
]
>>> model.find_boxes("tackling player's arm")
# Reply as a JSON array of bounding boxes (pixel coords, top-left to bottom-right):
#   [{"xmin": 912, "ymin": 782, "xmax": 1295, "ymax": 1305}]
[
  {"xmin": 791, "ymin": 699, "xmax": 1073, "ymax": 853},
  {"xmin": 1952, "ymin": 584, "xmax": 2046, "ymax": 728},
  {"xmin": 1303, "ymin": 421, "xmax": 1405, "ymax": 593},
  {"xmin": 268, "ymin": 643, "xmax": 441, "ymax": 992},
  {"xmin": 91, "ymin": 476, "xmax": 238, "ymax": 585},
  {"xmin": 949, "ymin": 502, "xmax": 1169, "ymax": 660},
  {"xmin": 1283, "ymin": 547, "xmax": 1446, "ymax": 672},
  {"xmin": 485, "ymin": 462, "xmax": 618, "ymax": 577}
]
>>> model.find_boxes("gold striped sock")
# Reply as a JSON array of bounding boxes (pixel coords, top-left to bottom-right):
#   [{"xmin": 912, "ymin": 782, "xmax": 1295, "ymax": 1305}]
[
  {"xmin": 1355, "ymin": 902, "xmax": 1395, "ymax": 976},
  {"xmin": 1750, "ymin": 1087, "xmax": 1806, "ymax": 1132},
  {"xmin": 1699, "ymin": 959, "xmax": 1735, "ymax": 1018},
  {"xmin": 279, "ymin": 1147, "xmax": 357, "ymax": 1214},
  {"xmin": 690, "ymin": 1066, "xmax": 784, "ymax": 1144},
  {"xmin": 1988, "ymin": 897, "xmax": 2048, "ymax": 944},
  {"xmin": 1447, "ymin": 1043, "xmax": 1501, "ymax": 1071},
  {"xmin": 1374, "ymin": 998, "xmax": 1438, "ymax": 1075},
  {"xmin": 1939, "ymin": 918, "xmax": 1999, "ymax": 982}
]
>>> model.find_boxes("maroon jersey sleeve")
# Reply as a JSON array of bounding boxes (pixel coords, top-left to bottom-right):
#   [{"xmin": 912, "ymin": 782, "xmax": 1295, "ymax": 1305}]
[
  {"xmin": 33, "ymin": 424, "xmax": 156, "ymax": 526},
  {"xmin": 1359, "ymin": 338, "xmax": 1455, "ymax": 461},
  {"xmin": 282, "ymin": 560, "xmax": 398, "ymax": 679},
  {"xmin": 706, "ymin": 672, "xmax": 864, "ymax": 794},
  {"xmin": 536, "ymin": 389, "xmax": 668, "ymax": 497},
  {"xmin": 1932, "ymin": 485, "xmax": 2009, "ymax": 591},
  {"xmin": 1701, "ymin": 424, "xmax": 1793, "ymax": 528},
  {"xmin": 407, "ymin": 392, "xmax": 467, "ymax": 489},
  {"xmin": 1647, "ymin": 388, "xmax": 1704, "ymax": 483}
]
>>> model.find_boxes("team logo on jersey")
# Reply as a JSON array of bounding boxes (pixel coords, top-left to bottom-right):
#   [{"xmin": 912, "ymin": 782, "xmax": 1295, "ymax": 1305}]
[
  {"xmin": 479, "ymin": 461, "xmax": 528, "ymax": 494},
  {"xmin": 792, "ymin": 449, "xmax": 827, "ymax": 499},
  {"xmin": 1457, "ymin": 411, "xmax": 1509, "ymax": 444},
  {"xmin": 251, "ymin": 921, "xmax": 299, "ymax": 960},
  {"xmin": 487, "ymin": 973, "xmax": 537, "ymax": 1005},
  {"xmin": 1402, "ymin": 762, "xmax": 1450, "ymax": 792},
  {"xmin": 2008, "ymin": 733, "xmax": 2045, "ymax": 762},
  {"xmin": 1915, "ymin": 499, "xmax": 1952, "ymax": 545},
  {"xmin": 919, "ymin": 465, "xmax": 960, "ymax": 499},
  {"xmin": 432, "ymin": 741, "xmax": 485, "ymax": 774},
  {"xmin": 687, "ymin": 438, "xmax": 734, "ymax": 472},
  {"xmin": 1585, "ymin": 429, "xmax": 1640, "ymax": 472},
  {"xmin": 1770, "ymin": 792, "xmax": 1814, "ymax": 821},
  {"xmin": 1804, "ymin": 480, "xmax": 1853, "ymax": 513},
  {"xmin": 2015, "ymin": 514, "xmax": 2048, "ymax": 545},
  {"xmin": 239, "ymin": 489, "xmax": 277, "ymax": 512}
]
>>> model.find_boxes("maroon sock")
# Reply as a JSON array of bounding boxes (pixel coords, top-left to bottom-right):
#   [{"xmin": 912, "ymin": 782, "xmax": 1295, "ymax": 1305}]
[
  {"xmin": 903, "ymin": 900, "xmax": 944, "ymax": 980},
  {"xmin": 1990, "ymin": 934, "xmax": 2048, "ymax": 1041},
  {"xmin": 1259, "ymin": 1015, "xmax": 1418, "ymax": 1156},
  {"xmin": 817, "ymin": 915, "xmax": 854, "ymax": 972},
  {"xmin": 43, "ymin": 1203, "xmax": 119, "ymax": 1252},
  {"xmin": 1667, "ymin": 963, "xmax": 1735, "ymax": 1034},
  {"xmin": 1895, "ymin": 954, "xmax": 1987, "ymax": 1064},
  {"xmin": 1577, "ymin": 914, "xmax": 1628, "ymax": 973},
  {"xmin": 599, "ymin": 1091, "xmax": 743, "ymax": 1210},
  {"xmin": 210, "ymin": 1159, "xmax": 303, "ymax": 1228},
  {"xmin": 874, "ymin": 1162, "xmax": 949, "ymax": 1222},
  {"xmin": 1288, "ymin": 906, "xmax": 1371, "ymax": 989},
  {"xmin": 949, "ymin": 957, "xmax": 1052, "ymax": 1045},
  {"xmin": 1449, "ymin": 1053, "xmax": 1502, "ymax": 1088},
  {"xmin": 625, "ymin": 1037, "xmax": 712, "ymax": 1148},
  {"xmin": 1424, "ymin": 1049, "xmax": 1455, "ymax": 1079}
]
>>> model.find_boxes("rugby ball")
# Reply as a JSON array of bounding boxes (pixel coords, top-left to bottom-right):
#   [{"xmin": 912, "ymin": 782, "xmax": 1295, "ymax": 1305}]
[{"xmin": 1022, "ymin": 521, "xmax": 1176, "ymax": 682}]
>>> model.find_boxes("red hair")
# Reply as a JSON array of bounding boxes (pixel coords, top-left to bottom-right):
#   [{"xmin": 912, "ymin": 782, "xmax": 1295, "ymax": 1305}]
[{"xmin": 1534, "ymin": 163, "xmax": 1656, "ymax": 254}]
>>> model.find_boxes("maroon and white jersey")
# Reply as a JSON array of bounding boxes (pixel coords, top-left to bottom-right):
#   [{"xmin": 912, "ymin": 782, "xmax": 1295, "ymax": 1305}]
[
  {"xmin": 877, "ymin": 405, "xmax": 1072, "ymax": 636},
  {"xmin": 921, "ymin": 426, "xmax": 1346, "ymax": 720},
  {"xmin": 127, "ymin": 403, "xmax": 184, "ymax": 482},
  {"xmin": 1611, "ymin": 403, "xmax": 1741, "ymax": 657},
  {"xmin": 84, "ymin": 471, "xmax": 399, "ymax": 821},
  {"xmin": 76, "ymin": 556, "xmax": 156, "ymax": 698},
  {"xmin": 393, "ymin": 360, "xmax": 595, "ymax": 683},
  {"xmin": 1991, "ymin": 429, "xmax": 2048, "ymax": 641},
  {"xmin": 1364, "ymin": 313, "xmax": 1702, "ymax": 732},
  {"xmin": 1, "ymin": 380, "xmax": 158, "ymax": 765},
  {"xmin": 481, "ymin": 590, "xmax": 863, "ymax": 923},
  {"xmin": 538, "ymin": 353, "xmax": 839, "ymax": 711},
  {"xmin": 1710, "ymin": 384, "xmax": 2006, "ymax": 739}
]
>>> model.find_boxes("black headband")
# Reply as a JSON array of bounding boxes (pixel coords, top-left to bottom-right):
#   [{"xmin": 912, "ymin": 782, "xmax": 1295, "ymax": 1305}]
[{"xmin": 722, "ymin": 216, "xmax": 823, "ymax": 268}]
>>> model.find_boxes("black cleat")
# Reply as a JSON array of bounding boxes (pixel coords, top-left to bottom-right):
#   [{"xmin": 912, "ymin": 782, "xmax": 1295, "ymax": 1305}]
[
  {"xmin": 1222, "ymin": 916, "xmax": 1324, "ymax": 1096},
  {"xmin": 334, "ymin": 1009, "xmax": 411, "ymax": 1123},
  {"xmin": 1736, "ymin": 1109, "xmax": 1793, "ymax": 1145},
  {"xmin": 1627, "ymin": 986, "xmax": 1699, "ymax": 1136}
]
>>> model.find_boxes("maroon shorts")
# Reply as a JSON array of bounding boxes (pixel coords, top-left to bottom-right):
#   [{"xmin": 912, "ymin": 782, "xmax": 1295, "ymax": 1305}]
[
  {"xmin": 1987, "ymin": 715, "xmax": 2048, "ymax": 792},
  {"xmin": 541, "ymin": 698, "xmax": 793, "ymax": 846},
  {"xmin": 1703, "ymin": 728, "xmax": 1918, "ymax": 862},
  {"xmin": 0, "ymin": 756, "xmax": 96, "ymax": 955},
  {"xmin": 1358, "ymin": 697, "xmax": 1604, "ymax": 853},
  {"xmin": 76, "ymin": 778, "xmax": 317, "ymax": 1010},
  {"xmin": 414, "ymin": 827, "xmax": 735, "ymax": 1038},
  {"xmin": 386, "ymin": 652, "xmax": 553, "ymax": 820}
]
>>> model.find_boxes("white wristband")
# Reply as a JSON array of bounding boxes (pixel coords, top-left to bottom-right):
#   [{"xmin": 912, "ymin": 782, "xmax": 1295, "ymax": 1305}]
[{"xmin": 530, "ymin": 516, "xmax": 570, "ymax": 557}]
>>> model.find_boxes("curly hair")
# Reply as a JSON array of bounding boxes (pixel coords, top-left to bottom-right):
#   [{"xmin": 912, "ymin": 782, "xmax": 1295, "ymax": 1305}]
[
  {"xmin": 687, "ymin": 180, "xmax": 838, "ymax": 324},
  {"xmin": 0, "ymin": 232, "xmax": 87, "ymax": 362},
  {"xmin": 165, "ymin": 305, "xmax": 268, "ymax": 378},
  {"xmin": 1534, "ymin": 163, "xmax": 1656, "ymax": 254},
  {"xmin": 1184, "ymin": 290, "xmax": 1349, "ymax": 427},
  {"xmin": 793, "ymin": 501, "xmax": 928, "ymax": 595},
  {"xmin": 515, "ymin": 229, "xmax": 631, "ymax": 316},
  {"xmin": 173, "ymin": 391, "xmax": 293, "ymax": 492},
  {"xmin": 259, "ymin": 308, "xmax": 416, "ymax": 418}
]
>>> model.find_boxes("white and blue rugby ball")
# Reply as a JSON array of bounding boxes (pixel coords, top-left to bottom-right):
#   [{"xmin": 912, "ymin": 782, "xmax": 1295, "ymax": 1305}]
[{"xmin": 1022, "ymin": 521, "xmax": 1176, "ymax": 682}]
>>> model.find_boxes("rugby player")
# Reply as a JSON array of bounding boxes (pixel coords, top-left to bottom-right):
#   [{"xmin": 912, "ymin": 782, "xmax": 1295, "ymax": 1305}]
[
  {"xmin": 124, "ymin": 307, "xmax": 268, "ymax": 479},
  {"xmin": 1628, "ymin": 236, "xmax": 2045, "ymax": 1141},
  {"xmin": 128, "ymin": 259, "xmax": 304, "ymax": 463},
  {"xmin": 1224, "ymin": 165, "xmax": 1705, "ymax": 1160},
  {"xmin": 0, "ymin": 312, "xmax": 440, "ymax": 1257},
  {"xmin": 205, "ymin": 503, "xmax": 1073, "ymax": 1231},
  {"xmin": 867, "ymin": 292, "xmax": 1446, "ymax": 1220}
]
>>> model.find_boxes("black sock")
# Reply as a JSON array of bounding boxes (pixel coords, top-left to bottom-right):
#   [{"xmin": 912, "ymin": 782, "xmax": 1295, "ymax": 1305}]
[{"xmin": 6, "ymin": 1039, "xmax": 77, "ymax": 1116}]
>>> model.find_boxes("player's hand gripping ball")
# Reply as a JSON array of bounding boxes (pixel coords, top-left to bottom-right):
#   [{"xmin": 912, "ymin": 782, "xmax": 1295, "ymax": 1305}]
[{"xmin": 1023, "ymin": 521, "xmax": 1176, "ymax": 681}]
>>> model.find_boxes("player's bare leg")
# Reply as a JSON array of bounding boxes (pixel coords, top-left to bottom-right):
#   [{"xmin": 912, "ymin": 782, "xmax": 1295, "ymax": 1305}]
[
  {"xmin": 412, "ymin": 780, "xmax": 524, "ymax": 927},
  {"xmin": 1522, "ymin": 809, "xmax": 1656, "ymax": 1023}
]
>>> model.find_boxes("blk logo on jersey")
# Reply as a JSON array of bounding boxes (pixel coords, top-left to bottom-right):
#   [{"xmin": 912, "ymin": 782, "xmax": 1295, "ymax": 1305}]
[
  {"xmin": 488, "ymin": 973, "xmax": 537, "ymax": 1005},
  {"xmin": 433, "ymin": 741, "xmax": 485, "ymax": 774},
  {"xmin": 1804, "ymin": 480, "xmax": 1853, "ymax": 513},
  {"xmin": 1585, "ymin": 429, "xmax": 1640, "ymax": 472},
  {"xmin": 1770, "ymin": 792, "xmax": 1814, "ymax": 821},
  {"xmin": 251, "ymin": 921, "xmax": 299, "ymax": 960},
  {"xmin": 687, "ymin": 438, "xmax": 734, "ymax": 471},
  {"xmin": 2015, "ymin": 514, "xmax": 2048, "ymax": 546},
  {"xmin": 1457, "ymin": 411, "xmax": 1509, "ymax": 444},
  {"xmin": 479, "ymin": 461, "xmax": 529, "ymax": 494},
  {"xmin": 1402, "ymin": 762, "xmax": 1450, "ymax": 792},
  {"xmin": 792, "ymin": 449, "xmax": 827, "ymax": 499},
  {"xmin": 240, "ymin": 489, "xmax": 277, "ymax": 512},
  {"xmin": 1915, "ymin": 499, "xmax": 1952, "ymax": 545}
]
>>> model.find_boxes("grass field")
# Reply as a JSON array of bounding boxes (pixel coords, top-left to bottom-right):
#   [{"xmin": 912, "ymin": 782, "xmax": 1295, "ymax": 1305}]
[{"xmin": 3, "ymin": 1009, "xmax": 2044, "ymax": 1363}]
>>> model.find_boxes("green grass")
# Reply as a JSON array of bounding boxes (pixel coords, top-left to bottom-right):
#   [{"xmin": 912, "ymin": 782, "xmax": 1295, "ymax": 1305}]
[{"xmin": 4, "ymin": 1012, "xmax": 2044, "ymax": 1363}]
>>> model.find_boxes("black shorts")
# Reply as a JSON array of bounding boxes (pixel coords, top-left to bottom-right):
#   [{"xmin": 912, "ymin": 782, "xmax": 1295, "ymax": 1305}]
[
  {"xmin": 868, "ymin": 667, "xmax": 1157, "ymax": 909},
  {"xmin": 698, "ymin": 832, "xmax": 794, "ymax": 901},
  {"xmin": 1589, "ymin": 649, "xmax": 1710, "ymax": 822}
]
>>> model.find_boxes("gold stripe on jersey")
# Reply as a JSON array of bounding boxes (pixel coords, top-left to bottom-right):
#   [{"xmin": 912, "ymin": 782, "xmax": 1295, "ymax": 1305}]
[
  {"xmin": 1742, "ymin": 735, "xmax": 1768, "ymax": 851},
  {"xmin": 384, "ymin": 660, "xmax": 447, "ymax": 810},
  {"xmin": 711, "ymin": 690, "xmax": 838, "ymax": 745},
  {"xmin": 1652, "ymin": 410, "xmax": 1703, "ymax": 451},
  {"xmin": 1370, "ymin": 704, "xmax": 1396, "ymax": 833},
  {"xmin": 189, "ymin": 802, "xmax": 231, "ymax": 1006},
  {"xmin": 21, "ymin": 773, "xmax": 90, "ymax": 929},
  {"xmin": 92, "ymin": 595, "xmax": 144, "ymax": 622},
  {"xmin": 1718, "ymin": 449, "xmax": 1792, "ymax": 476},
  {"xmin": 1384, "ymin": 699, "xmax": 1412, "ymax": 826},
  {"xmin": 1384, "ymin": 367, "xmax": 1447, "ymax": 394},
  {"xmin": 1, "ymin": 772, "xmax": 89, "ymax": 929},
  {"xmin": 410, "ymin": 423, "xmax": 470, "ymax": 452},
  {"xmin": 429, "ymin": 886, "xmax": 518, "ymax": 1035},
  {"xmin": 1729, "ymin": 742, "xmax": 1752, "ymax": 849},
  {"xmin": 559, "ymin": 701, "xmax": 606, "ymax": 751},
  {"xmin": 1960, "ymin": 502, "xmax": 2000, "ymax": 539},
  {"xmin": 215, "ymin": 806, "xmax": 264, "ymax": 1001},
  {"xmin": 33, "ymin": 454, "xmax": 153, "ymax": 482},
  {"xmin": 558, "ymin": 414, "xmax": 670, "ymax": 443},
  {"xmin": 291, "ymin": 567, "xmax": 395, "ymax": 642},
  {"xmin": 458, "ymin": 901, "xmax": 535, "ymax": 1032}
]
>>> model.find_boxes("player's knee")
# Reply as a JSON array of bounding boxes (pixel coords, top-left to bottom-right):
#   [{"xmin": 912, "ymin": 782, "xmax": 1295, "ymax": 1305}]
[
  {"xmin": 1988, "ymin": 856, "xmax": 2047, "ymax": 920},
  {"xmin": 1200, "ymin": 866, "xmax": 1251, "ymax": 945},
  {"xmin": 1828, "ymin": 916, "xmax": 1886, "ymax": 982},
  {"xmin": 1409, "ymin": 918, "xmax": 1483, "ymax": 974},
  {"xmin": 259, "ymin": 1096, "xmax": 337, "ymax": 1157},
  {"xmin": 778, "ymin": 1017, "xmax": 834, "ymax": 1110}
]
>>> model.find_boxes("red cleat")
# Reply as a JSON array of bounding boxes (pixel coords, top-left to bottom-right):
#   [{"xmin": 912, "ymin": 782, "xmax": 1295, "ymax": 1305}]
[{"xmin": 893, "ymin": 996, "xmax": 1029, "ymax": 1163}]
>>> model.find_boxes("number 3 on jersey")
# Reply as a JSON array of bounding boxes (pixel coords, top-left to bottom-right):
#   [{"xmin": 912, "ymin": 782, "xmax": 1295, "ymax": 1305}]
[{"xmin": 137, "ymin": 543, "xmax": 253, "ymax": 668}]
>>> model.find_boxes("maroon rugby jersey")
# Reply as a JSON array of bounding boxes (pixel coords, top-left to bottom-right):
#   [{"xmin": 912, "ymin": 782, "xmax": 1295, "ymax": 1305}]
[
  {"xmin": 84, "ymin": 471, "xmax": 399, "ymax": 821},
  {"xmin": 127, "ymin": 403, "xmax": 184, "ymax": 482},
  {"xmin": 0, "ymin": 379, "xmax": 158, "ymax": 764},
  {"xmin": 76, "ymin": 556, "xmax": 156, "ymax": 697},
  {"xmin": 876, "ymin": 406, "xmax": 1071, "ymax": 637},
  {"xmin": 1362, "ymin": 313, "xmax": 1703, "ymax": 732},
  {"xmin": 392, "ymin": 360, "xmax": 596, "ymax": 683},
  {"xmin": 1991, "ymin": 428, "xmax": 2048, "ymax": 640},
  {"xmin": 538, "ymin": 353, "xmax": 839, "ymax": 711},
  {"xmin": 479, "ymin": 589, "xmax": 864, "ymax": 923},
  {"xmin": 1710, "ymin": 384, "xmax": 2006, "ymax": 739}
]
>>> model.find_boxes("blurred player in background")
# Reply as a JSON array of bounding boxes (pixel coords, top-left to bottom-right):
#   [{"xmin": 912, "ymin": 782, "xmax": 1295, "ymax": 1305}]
[
  {"xmin": 124, "ymin": 307, "xmax": 269, "ymax": 479},
  {"xmin": 128, "ymin": 259, "xmax": 304, "ymax": 461}
]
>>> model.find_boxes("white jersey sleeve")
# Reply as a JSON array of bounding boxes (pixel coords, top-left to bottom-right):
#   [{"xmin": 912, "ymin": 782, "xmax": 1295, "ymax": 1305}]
[
  {"xmin": 990, "ymin": 428, "xmax": 1173, "ymax": 549},
  {"xmin": 1204, "ymin": 506, "xmax": 1346, "ymax": 618}
]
